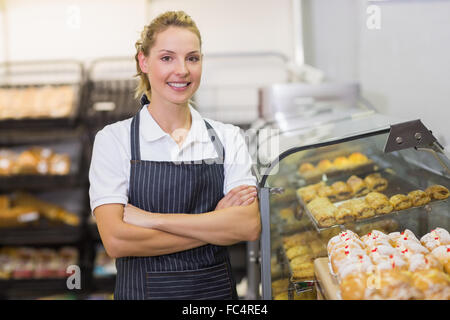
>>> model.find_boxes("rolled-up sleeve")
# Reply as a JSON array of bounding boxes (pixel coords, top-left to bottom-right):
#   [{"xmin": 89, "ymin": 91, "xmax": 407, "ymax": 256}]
[
  {"xmin": 223, "ymin": 125, "xmax": 257, "ymax": 195},
  {"xmin": 89, "ymin": 127, "xmax": 129, "ymax": 213}
]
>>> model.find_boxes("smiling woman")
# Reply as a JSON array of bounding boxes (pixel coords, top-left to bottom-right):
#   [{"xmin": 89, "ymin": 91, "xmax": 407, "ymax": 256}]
[{"xmin": 89, "ymin": 10, "xmax": 260, "ymax": 301}]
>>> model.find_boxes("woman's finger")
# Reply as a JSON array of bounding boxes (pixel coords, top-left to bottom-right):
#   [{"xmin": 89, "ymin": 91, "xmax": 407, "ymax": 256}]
[
  {"xmin": 233, "ymin": 190, "xmax": 257, "ymax": 205},
  {"xmin": 241, "ymin": 196, "xmax": 256, "ymax": 206},
  {"xmin": 229, "ymin": 187, "xmax": 257, "ymax": 205}
]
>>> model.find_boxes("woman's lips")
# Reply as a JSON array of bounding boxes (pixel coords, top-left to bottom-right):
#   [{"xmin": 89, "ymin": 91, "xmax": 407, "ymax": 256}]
[{"xmin": 167, "ymin": 82, "xmax": 191, "ymax": 91}]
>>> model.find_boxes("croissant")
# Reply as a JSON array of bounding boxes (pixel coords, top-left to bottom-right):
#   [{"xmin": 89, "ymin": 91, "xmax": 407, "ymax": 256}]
[
  {"xmin": 424, "ymin": 185, "xmax": 449, "ymax": 200},
  {"xmin": 389, "ymin": 194, "xmax": 412, "ymax": 211},
  {"xmin": 408, "ymin": 190, "xmax": 431, "ymax": 207}
]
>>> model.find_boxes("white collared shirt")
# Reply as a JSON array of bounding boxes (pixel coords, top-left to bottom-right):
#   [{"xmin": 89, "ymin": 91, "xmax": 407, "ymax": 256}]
[{"xmin": 88, "ymin": 105, "xmax": 257, "ymax": 212}]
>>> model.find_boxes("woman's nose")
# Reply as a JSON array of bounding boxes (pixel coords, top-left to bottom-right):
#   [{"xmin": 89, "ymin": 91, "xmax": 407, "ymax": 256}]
[{"xmin": 175, "ymin": 60, "xmax": 189, "ymax": 76}]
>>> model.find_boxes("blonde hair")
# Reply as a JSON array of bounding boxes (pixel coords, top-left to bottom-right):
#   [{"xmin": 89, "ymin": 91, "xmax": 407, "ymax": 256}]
[{"xmin": 134, "ymin": 11, "xmax": 202, "ymax": 100}]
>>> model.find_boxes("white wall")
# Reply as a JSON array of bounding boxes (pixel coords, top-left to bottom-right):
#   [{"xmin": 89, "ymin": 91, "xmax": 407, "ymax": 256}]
[
  {"xmin": 0, "ymin": 0, "xmax": 295, "ymax": 125},
  {"xmin": 1, "ymin": 0, "xmax": 147, "ymax": 63},
  {"xmin": 303, "ymin": 0, "xmax": 450, "ymax": 151}
]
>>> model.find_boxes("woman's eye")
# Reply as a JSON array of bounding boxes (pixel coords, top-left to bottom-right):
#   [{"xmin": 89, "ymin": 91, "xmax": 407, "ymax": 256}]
[
  {"xmin": 161, "ymin": 56, "xmax": 172, "ymax": 62},
  {"xmin": 188, "ymin": 56, "xmax": 200, "ymax": 62}
]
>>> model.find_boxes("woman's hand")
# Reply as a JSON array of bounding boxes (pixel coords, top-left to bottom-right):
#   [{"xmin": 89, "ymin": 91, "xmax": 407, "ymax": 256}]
[
  {"xmin": 123, "ymin": 204, "xmax": 158, "ymax": 228},
  {"xmin": 215, "ymin": 185, "xmax": 257, "ymax": 211}
]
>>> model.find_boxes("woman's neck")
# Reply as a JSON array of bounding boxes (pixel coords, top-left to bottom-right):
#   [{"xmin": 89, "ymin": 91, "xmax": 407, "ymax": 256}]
[{"xmin": 147, "ymin": 99, "xmax": 192, "ymax": 147}]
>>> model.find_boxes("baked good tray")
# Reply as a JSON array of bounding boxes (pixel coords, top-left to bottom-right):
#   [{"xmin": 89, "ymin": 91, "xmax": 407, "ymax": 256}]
[{"xmin": 296, "ymin": 168, "xmax": 447, "ymax": 233}]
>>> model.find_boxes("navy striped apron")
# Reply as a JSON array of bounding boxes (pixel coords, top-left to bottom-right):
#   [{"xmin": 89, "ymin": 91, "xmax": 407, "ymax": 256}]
[{"xmin": 114, "ymin": 99, "xmax": 237, "ymax": 300}]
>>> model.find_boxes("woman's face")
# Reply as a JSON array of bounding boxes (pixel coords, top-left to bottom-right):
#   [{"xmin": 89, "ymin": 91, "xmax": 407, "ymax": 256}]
[{"xmin": 140, "ymin": 26, "xmax": 202, "ymax": 107}]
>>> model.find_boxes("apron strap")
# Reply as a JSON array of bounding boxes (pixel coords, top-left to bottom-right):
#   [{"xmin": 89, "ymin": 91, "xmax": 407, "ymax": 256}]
[
  {"xmin": 130, "ymin": 110, "xmax": 142, "ymax": 161},
  {"xmin": 204, "ymin": 120, "xmax": 225, "ymax": 163}
]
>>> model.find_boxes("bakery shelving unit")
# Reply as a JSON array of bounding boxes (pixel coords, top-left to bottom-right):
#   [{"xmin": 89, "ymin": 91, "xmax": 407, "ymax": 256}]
[
  {"xmin": 252, "ymin": 107, "xmax": 450, "ymax": 299},
  {"xmin": 0, "ymin": 60, "xmax": 92, "ymax": 299},
  {"xmin": 81, "ymin": 57, "xmax": 141, "ymax": 295}
]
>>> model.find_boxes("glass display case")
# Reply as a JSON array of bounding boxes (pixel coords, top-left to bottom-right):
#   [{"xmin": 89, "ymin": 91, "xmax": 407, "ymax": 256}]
[{"xmin": 254, "ymin": 112, "xmax": 450, "ymax": 300}]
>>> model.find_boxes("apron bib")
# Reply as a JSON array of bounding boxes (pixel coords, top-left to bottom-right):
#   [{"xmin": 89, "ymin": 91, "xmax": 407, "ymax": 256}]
[{"xmin": 114, "ymin": 100, "xmax": 237, "ymax": 300}]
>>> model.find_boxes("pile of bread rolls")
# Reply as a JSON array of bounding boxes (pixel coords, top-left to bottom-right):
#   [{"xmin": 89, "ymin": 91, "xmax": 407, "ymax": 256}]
[
  {"xmin": 298, "ymin": 152, "xmax": 373, "ymax": 179},
  {"xmin": 0, "ymin": 246, "xmax": 78, "ymax": 280},
  {"xmin": 327, "ymin": 228, "xmax": 450, "ymax": 300},
  {"xmin": 0, "ymin": 192, "xmax": 80, "ymax": 227},
  {"xmin": 304, "ymin": 184, "xmax": 449, "ymax": 228},
  {"xmin": 297, "ymin": 173, "xmax": 388, "ymax": 205},
  {"xmin": 282, "ymin": 231, "xmax": 326, "ymax": 282},
  {"xmin": 0, "ymin": 86, "xmax": 75, "ymax": 120},
  {"xmin": 0, "ymin": 147, "xmax": 71, "ymax": 176}
]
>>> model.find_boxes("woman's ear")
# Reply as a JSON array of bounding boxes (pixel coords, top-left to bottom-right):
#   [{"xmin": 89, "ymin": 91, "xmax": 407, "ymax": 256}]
[{"xmin": 138, "ymin": 51, "xmax": 149, "ymax": 73}]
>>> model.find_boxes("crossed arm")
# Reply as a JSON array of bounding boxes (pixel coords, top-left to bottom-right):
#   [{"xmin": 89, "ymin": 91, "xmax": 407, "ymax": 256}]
[{"xmin": 94, "ymin": 185, "xmax": 261, "ymax": 258}]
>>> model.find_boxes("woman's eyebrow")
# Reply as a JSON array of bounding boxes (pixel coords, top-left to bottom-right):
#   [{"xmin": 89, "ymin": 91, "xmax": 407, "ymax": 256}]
[{"xmin": 158, "ymin": 49, "xmax": 200, "ymax": 54}]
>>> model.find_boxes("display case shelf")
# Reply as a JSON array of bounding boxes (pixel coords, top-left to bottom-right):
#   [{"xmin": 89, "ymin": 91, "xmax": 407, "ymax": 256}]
[{"xmin": 0, "ymin": 220, "xmax": 83, "ymax": 246}]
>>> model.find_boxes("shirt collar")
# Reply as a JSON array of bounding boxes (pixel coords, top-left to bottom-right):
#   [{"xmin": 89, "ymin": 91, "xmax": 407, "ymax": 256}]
[{"xmin": 140, "ymin": 104, "xmax": 210, "ymax": 143}]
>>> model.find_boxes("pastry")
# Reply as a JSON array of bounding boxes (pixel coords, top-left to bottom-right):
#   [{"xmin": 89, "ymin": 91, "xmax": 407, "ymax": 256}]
[
  {"xmin": 306, "ymin": 197, "xmax": 337, "ymax": 228},
  {"xmin": 340, "ymin": 272, "xmax": 369, "ymax": 300},
  {"xmin": 13, "ymin": 150, "xmax": 39, "ymax": 174},
  {"xmin": 49, "ymin": 154, "xmax": 71, "ymax": 175},
  {"xmin": 365, "ymin": 192, "xmax": 393, "ymax": 215},
  {"xmin": 296, "ymin": 181, "xmax": 324, "ymax": 203},
  {"xmin": 389, "ymin": 194, "xmax": 412, "ymax": 211},
  {"xmin": 424, "ymin": 185, "xmax": 449, "ymax": 200},
  {"xmin": 412, "ymin": 269, "xmax": 450, "ymax": 299},
  {"xmin": 317, "ymin": 159, "xmax": 334, "ymax": 173},
  {"xmin": 285, "ymin": 245, "xmax": 310, "ymax": 261},
  {"xmin": 430, "ymin": 245, "xmax": 450, "ymax": 274},
  {"xmin": 331, "ymin": 181, "xmax": 352, "ymax": 201},
  {"xmin": 291, "ymin": 263, "xmax": 315, "ymax": 281},
  {"xmin": 333, "ymin": 156, "xmax": 351, "ymax": 170},
  {"xmin": 0, "ymin": 150, "xmax": 16, "ymax": 176},
  {"xmin": 364, "ymin": 173, "xmax": 388, "ymax": 192},
  {"xmin": 335, "ymin": 203, "xmax": 357, "ymax": 224},
  {"xmin": 408, "ymin": 190, "xmax": 431, "ymax": 207},
  {"xmin": 344, "ymin": 199, "xmax": 376, "ymax": 220},
  {"xmin": 298, "ymin": 162, "xmax": 321, "ymax": 178},
  {"xmin": 346, "ymin": 175, "xmax": 369, "ymax": 197},
  {"xmin": 271, "ymin": 278, "xmax": 290, "ymax": 296},
  {"xmin": 316, "ymin": 185, "xmax": 336, "ymax": 202},
  {"xmin": 335, "ymin": 253, "xmax": 373, "ymax": 280},
  {"xmin": 364, "ymin": 270, "xmax": 424, "ymax": 300},
  {"xmin": 408, "ymin": 253, "xmax": 443, "ymax": 272},
  {"xmin": 0, "ymin": 195, "xmax": 10, "ymax": 211},
  {"xmin": 420, "ymin": 228, "xmax": 450, "ymax": 251},
  {"xmin": 310, "ymin": 240, "xmax": 327, "ymax": 257},
  {"xmin": 347, "ymin": 152, "xmax": 369, "ymax": 165},
  {"xmin": 298, "ymin": 162, "xmax": 314, "ymax": 173}
]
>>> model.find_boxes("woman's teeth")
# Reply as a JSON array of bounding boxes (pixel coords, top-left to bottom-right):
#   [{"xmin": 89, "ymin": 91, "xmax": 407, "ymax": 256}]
[{"xmin": 168, "ymin": 82, "xmax": 189, "ymax": 88}]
